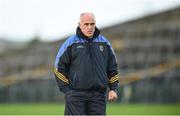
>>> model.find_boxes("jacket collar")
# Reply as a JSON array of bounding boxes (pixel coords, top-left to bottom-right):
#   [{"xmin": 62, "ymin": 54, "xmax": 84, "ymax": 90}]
[{"xmin": 76, "ymin": 26, "xmax": 100, "ymax": 41}]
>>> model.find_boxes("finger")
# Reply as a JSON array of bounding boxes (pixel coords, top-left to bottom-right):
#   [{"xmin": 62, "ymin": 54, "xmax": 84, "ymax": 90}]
[
  {"xmin": 112, "ymin": 97, "xmax": 116, "ymax": 102},
  {"xmin": 108, "ymin": 95, "xmax": 112, "ymax": 100},
  {"xmin": 108, "ymin": 99, "xmax": 112, "ymax": 102},
  {"xmin": 111, "ymin": 96, "xmax": 117, "ymax": 102},
  {"xmin": 108, "ymin": 95, "xmax": 113, "ymax": 101},
  {"xmin": 109, "ymin": 96, "xmax": 115, "ymax": 102}
]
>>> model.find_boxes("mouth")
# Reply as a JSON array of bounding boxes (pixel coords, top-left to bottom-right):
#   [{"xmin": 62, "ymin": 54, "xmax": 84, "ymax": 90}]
[{"xmin": 88, "ymin": 31, "xmax": 93, "ymax": 34}]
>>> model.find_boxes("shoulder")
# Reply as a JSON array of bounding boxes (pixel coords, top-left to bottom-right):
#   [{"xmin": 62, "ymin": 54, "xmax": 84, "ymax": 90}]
[
  {"xmin": 95, "ymin": 35, "xmax": 111, "ymax": 46},
  {"xmin": 56, "ymin": 35, "xmax": 77, "ymax": 55},
  {"xmin": 62, "ymin": 35, "xmax": 85, "ymax": 47},
  {"xmin": 62, "ymin": 35, "xmax": 77, "ymax": 47}
]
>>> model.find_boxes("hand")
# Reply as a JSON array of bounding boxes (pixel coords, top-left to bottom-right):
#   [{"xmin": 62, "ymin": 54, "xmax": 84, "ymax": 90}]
[{"xmin": 108, "ymin": 90, "xmax": 117, "ymax": 102}]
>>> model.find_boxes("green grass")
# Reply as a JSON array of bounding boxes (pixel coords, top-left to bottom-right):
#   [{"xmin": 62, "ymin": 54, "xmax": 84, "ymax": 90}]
[
  {"xmin": 0, "ymin": 103, "xmax": 180, "ymax": 115},
  {"xmin": 107, "ymin": 104, "xmax": 180, "ymax": 115}
]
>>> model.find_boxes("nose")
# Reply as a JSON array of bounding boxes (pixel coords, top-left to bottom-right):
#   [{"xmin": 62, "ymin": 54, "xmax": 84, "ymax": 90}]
[
  {"xmin": 87, "ymin": 24, "xmax": 94, "ymax": 30},
  {"xmin": 87, "ymin": 24, "xmax": 92, "ymax": 28}
]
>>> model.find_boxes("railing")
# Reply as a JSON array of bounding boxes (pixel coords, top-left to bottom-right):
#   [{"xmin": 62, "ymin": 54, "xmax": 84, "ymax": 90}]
[{"xmin": 0, "ymin": 58, "xmax": 179, "ymax": 87}]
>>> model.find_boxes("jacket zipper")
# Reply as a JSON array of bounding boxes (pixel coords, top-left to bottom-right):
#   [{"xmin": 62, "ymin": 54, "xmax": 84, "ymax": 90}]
[{"xmin": 88, "ymin": 41, "xmax": 95, "ymax": 86}]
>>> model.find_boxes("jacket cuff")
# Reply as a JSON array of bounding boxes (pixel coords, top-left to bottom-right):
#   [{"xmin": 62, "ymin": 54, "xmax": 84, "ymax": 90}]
[
  {"xmin": 109, "ymin": 85, "xmax": 117, "ymax": 91},
  {"xmin": 109, "ymin": 82, "xmax": 119, "ymax": 91}
]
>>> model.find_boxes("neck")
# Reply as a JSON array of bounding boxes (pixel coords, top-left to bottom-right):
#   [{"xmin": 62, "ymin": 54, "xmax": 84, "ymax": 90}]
[{"xmin": 88, "ymin": 36, "xmax": 93, "ymax": 39}]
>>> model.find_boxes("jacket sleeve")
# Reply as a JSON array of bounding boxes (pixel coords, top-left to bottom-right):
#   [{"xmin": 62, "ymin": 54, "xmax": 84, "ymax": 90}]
[
  {"xmin": 107, "ymin": 43, "xmax": 120, "ymax": 91},
  {"xmin": 54, "ymin": 40, "xmax": 71, "ymax": 93}
]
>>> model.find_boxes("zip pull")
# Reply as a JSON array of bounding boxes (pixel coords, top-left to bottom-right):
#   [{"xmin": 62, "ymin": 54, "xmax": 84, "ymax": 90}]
[
  {"xmin": 87, "ymin": 40, "xmax": 92, "ymax": 45},
  {"xmin": 87, "ymin": 39, "xmax": 92, "ymax": 45}
]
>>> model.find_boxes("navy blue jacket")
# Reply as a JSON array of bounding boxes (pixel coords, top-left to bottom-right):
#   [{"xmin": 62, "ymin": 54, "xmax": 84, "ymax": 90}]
[{"xmin": 54, "ymin": 27, "xmax": 119, "ymax": 93}]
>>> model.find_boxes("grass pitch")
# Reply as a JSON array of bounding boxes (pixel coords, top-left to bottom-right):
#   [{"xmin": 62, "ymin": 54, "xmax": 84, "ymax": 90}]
[{"xmin": 0, "ymin": 103, "xmax": 180, "ymax": 115}]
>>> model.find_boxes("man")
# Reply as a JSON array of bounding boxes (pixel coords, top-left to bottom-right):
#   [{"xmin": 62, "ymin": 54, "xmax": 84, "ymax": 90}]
[{"xmin": 54, "ymin": 12, "xmax": 119, "ymax": 115}]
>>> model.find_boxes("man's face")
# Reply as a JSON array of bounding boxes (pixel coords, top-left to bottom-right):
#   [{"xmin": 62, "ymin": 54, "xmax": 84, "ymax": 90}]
[{"xmin": 79, "ymin": 15, "xmax": 96, "ymax": 38}]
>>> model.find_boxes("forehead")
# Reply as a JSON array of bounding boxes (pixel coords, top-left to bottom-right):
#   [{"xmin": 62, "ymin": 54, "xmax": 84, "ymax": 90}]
[{"xmin": 80, "ymin": 14, "xmax": 96, "ymax": 23}]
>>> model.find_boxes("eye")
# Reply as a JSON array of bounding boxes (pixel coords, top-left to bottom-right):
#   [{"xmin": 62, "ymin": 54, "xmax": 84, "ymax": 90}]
[
  {"xmin": 84, "ymin": 23, "xmax": 95, "ymax": 26},
  {"xmin": 84, "ymin": 23, "xmax": 89, "ymax": 26},
  {"xmin": 90, "ymin": 23, "xmax": 95, "ymax": 26}
]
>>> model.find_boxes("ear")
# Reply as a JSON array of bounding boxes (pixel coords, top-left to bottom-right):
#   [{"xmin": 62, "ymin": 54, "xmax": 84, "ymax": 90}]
[{"xmin": 78, "ymin": 22, "xmax": 80, "ymax": 27}]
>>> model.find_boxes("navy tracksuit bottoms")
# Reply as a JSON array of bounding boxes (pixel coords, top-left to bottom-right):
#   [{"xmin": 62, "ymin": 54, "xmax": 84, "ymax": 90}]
[{"xmin": 64, "ymin": 90, "xmax": 106, "ymax": 115}]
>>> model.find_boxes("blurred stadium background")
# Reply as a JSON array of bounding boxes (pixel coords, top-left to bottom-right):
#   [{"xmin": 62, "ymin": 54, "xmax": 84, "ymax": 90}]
[{"xmin": 0, "ymin": 5, "xmax": 180, "ymax": 115}]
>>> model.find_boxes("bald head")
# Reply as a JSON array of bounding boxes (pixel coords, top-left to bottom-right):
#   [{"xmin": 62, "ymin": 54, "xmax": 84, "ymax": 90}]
[
  {"xmin": 78, "ymin": 12, "xmax": 96, "ymax": 38},
  {"xmin": 79, "ymin": 12, "xmax": 96, "ymax": 23}
]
